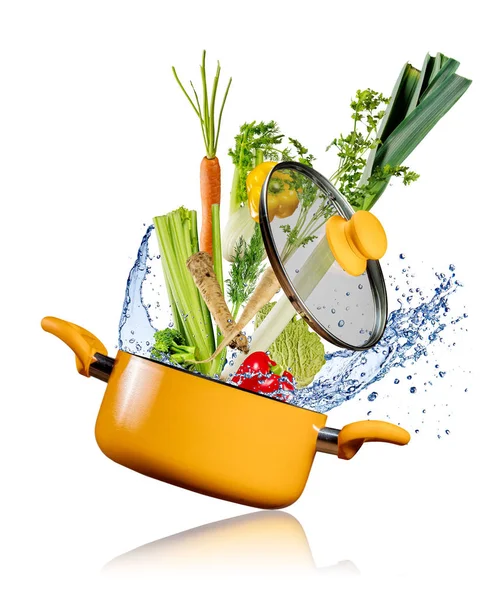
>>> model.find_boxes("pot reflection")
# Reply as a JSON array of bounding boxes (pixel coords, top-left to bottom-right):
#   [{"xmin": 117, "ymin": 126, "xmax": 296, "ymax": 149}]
[{"xmin": 103, "ymin": 511, "xmax": 358, "ymax": 575}]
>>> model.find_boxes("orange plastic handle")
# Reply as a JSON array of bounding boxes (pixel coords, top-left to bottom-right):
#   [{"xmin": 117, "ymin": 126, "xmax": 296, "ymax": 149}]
[
  {"xmin": 338, "ymin": 420, "xmax": 410, "ymax": 460},
  {"xmin": 41, "ymin": 316, "xmax": 107, "ymax": 377},
  {"xmin": 326, "ymin": 211, "xmax": 387, "ymax": 276}
]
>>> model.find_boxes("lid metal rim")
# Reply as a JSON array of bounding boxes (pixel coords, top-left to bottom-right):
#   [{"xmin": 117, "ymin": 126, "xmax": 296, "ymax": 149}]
[{"xmin": 258, "ymin": 161, "xmax": 388, "ymax": 352}]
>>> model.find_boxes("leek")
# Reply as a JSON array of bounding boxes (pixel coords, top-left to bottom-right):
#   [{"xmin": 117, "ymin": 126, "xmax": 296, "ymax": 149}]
[
  {"xmin": 360, "ymin": 53, "xmax": 471, "ymax": 210},
  {"xmin": 225, "ymin": 52, "xmax": 471, "ymax": 378}
]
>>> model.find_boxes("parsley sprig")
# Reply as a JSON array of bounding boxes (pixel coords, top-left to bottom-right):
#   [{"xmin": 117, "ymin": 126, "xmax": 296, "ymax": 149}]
[
  {"xmin": 327, "ymin": 89, "xmax": 419, "ymax": 209},
  {"xmin": 228, "ymin": 121, "xmax": 315, "ymax": 213},
  {"xmin": 277, "ymin": 89, "xmax": 419, "ymax": 263}
]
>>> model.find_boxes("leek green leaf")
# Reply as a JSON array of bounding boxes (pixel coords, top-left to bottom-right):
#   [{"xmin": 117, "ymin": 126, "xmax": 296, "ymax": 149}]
[{"xmin": 407, "ymin": 53, "xmax": 435, "ymax": 115}]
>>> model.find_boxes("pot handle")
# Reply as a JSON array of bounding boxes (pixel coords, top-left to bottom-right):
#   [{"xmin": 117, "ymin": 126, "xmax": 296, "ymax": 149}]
[
  {"xmin": 41, "ymin": 316, "xmax": 108, "ymax": 378},
  {"xmin": 338, "ymin": 420, "xmax": 410, "ymax": 460}
]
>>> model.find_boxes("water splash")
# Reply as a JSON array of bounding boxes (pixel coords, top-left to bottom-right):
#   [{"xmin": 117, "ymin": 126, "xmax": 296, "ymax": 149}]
[
  {"xmin": 119, "ymin": 228, "xmax": 468, "ymax": 420},
  {"xmin": 290, "ymin": 267, "xmax": 465, "ymax": 413},
  {"xmin": 118, "ymin": 225, "xmax": 156, "ymax": 357}
]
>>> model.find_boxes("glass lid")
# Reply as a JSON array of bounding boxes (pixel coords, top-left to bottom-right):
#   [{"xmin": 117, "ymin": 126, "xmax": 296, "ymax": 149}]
[{"xmin": 258, "ymin": 162, "xmax": 388, "ymax": 351}]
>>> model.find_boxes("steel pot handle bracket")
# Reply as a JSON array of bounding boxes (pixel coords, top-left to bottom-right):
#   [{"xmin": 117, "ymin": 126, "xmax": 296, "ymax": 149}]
[
  {"xmin": 41, "ymin": 316, "xmax": 114, "ymax": 382},
  {"xmin": 317, "ymin": 420, "xmax": 410, "ymax": 460}
]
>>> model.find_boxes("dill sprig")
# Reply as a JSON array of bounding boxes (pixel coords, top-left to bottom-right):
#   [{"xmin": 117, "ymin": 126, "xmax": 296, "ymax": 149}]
[{"xmin": 226, "ymin": 223, "xmax": 266, "ymax": 318}]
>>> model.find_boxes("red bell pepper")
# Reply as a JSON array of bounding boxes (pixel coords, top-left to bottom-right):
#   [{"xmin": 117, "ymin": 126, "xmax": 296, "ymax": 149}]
[{"xmin": 232, "ymin": 351, "xmax": 295, "ymax": 401}]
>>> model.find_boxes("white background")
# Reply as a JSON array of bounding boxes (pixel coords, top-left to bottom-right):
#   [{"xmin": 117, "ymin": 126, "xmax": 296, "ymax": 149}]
[{"xmin": 1, "ymin": 1, "xmax": 487, "ymax": 598}]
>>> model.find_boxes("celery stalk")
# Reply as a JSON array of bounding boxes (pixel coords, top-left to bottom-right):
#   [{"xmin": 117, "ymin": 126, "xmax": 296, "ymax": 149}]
[
  {"xmin": 229, "ymin": 166, "xmax": 241, "ymax": 215},
  {"xmin": 212, "ymin": 203, "xmax": 227, "ymax": 375},
  {"xmin": 154, "ymin": 208, "xmax": 216, "ymax": 375},
  {"xmin": 190, "ymin": 209, "xmax": 212, "ymax": 337},
  {"xmin": 255, "ymin": 149, "xmax": 264, "ymax": 166},
  {"xmin": 212, "ymin": 204, "xmax": 224, "ymax": 291},
  {"xmin": 163, "ymin": 271, "xmax": 184, "ymax": 335}
]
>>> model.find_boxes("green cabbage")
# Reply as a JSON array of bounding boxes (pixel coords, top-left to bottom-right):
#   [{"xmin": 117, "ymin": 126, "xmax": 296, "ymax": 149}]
[{"xmin": 255, "ymin": 303, "xmax": 325, "ymax": 388}]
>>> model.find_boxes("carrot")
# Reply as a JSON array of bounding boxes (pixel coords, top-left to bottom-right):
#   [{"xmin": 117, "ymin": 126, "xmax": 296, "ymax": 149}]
[
  {"xmin": 199, "ymin": 157, "xmax": 221, "ymax": 255},
  {"xmin": 186, "ymin": 251, "xmax": 248, "ymax": 353},
  {"xmin": 172, "ymin": 51, "xmax": 231, "ymax": 256}
]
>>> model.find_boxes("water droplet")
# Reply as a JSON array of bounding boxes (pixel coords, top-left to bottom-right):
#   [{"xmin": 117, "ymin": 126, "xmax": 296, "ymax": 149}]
[
  {"xmin": 449, "ymin": 264, "xmax": 455, "ymax": 271},
  {"xmin": 394, "ymin": 378, "xmax": 400, "ymax": 384},
  {"xmin": 399, "ymin": 253, "xmax": 406, "ymax": 259},
  {"xmin": 358, "ymin": 284, "xmax": 363, "ymax": 290},
  {"xmin": 295, "ymin": 269, "xmax": 300, "ymax": 273},
  {"xmin": 410, "ymin": 387, "xmax": 417, "ymax": 393},
  {"xmin": 338, "ymin": 319, "xmax": 345, "ymax": 327},
  {"xmin": 331, "ymin": 308, "xmax": 336, "ymax": 314},
  {"xmin": 415, "ymin": 429, "xmax": 419, "ymax": 434},
  {"xmin": 422, "ymin": 409, "xmax": 426, "ymax": 413},
  {"xmin": 345, "ymin": 292, "xmax": 350, "ymax": 297},
  {"xmin": 367, "ymin": 410, "xmax": 372, "ymax": 416},
  {"xmin": 439, "ymin": 371, "xmax": 446, "ymax": 378},
  {"xmin": 445, "ymin": 429, "xmax": 450, "ymax": 435},
  {"xmin": 367, "ymin": 392, "xmax": 377, "ymax": 401},
  {"xmin": 407, "ymin": 375, "xmax": 412, "ymax": 380}
]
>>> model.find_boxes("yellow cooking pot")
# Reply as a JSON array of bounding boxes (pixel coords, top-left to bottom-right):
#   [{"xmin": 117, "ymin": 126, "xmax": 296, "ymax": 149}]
[{"xmin": 41, "ymin": 316, "xmax": 410, "ymax": 510}]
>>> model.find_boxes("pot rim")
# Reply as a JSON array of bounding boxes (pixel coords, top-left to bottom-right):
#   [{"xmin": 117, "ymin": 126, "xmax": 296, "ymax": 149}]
[{"xmin": 117, "ymin": 349, "xmax": 324, "ymax": 416}]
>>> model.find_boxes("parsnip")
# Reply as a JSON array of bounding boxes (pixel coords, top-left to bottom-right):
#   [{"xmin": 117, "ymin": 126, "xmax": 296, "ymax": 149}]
[{"xmin": 186, "ymin": 252, "xmax": 249, "ymax": 353}]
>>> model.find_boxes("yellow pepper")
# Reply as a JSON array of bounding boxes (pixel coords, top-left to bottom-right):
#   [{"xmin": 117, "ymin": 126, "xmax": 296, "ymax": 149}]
[{"xmin": 246, "ymin": 161, "xmax": 299, "ymax": 223}]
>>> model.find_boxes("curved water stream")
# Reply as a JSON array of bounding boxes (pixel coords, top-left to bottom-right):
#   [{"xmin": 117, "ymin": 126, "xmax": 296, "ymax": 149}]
[{"xmin": 118, "ymin": 226, "xmax": 468, "ymax": 422}]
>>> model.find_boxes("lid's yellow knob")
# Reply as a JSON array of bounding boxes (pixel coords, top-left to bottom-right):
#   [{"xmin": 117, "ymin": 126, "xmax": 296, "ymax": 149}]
[{"xmin": 326, "ymin": 210, "xmax": 387, "ymax": 276}]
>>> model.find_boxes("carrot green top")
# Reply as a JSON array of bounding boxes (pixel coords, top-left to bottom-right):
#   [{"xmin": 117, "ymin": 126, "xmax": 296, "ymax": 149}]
[{"xmin": 172, "ymin": 50, "xmax": 232, "ymax": 159}]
